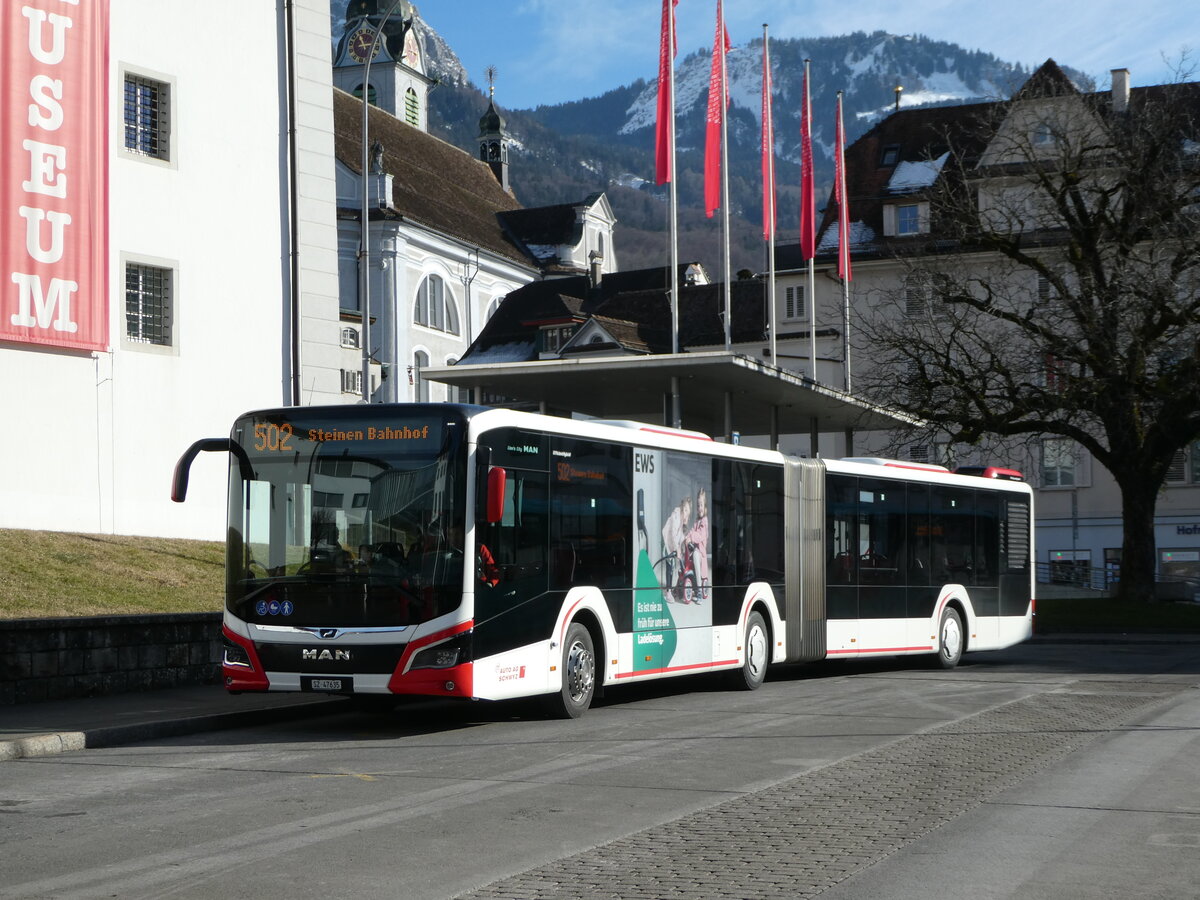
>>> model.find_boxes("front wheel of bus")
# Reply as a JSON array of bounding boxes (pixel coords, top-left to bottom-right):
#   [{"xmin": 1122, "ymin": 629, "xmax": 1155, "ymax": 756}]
[
  {"xmin": 544, "ymin": 622, "xmax": 596, "ymax": 719},
  {"xmin": 730, "ymin": 611, "xmax": 768, "ymax": 691},
  {"xmin": 937, "ymin": 607, "xmax": 964, "ymax": 669}
]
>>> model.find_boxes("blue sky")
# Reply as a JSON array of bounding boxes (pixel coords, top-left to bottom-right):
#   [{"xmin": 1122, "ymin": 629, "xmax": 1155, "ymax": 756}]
[{"xmin": 419, "ymin": 0, "xmax": 1193, "ymax": 110}]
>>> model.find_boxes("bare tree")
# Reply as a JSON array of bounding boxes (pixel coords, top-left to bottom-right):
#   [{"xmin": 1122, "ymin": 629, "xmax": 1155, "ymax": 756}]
[{"xmin": 857, "ymin": 71, "xmax": 1200, "ymax": 601}]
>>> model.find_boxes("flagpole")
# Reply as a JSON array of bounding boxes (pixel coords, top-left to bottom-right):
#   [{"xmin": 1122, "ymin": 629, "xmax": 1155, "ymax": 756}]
[
  {"xmin": 667, "ymin": 0, "xmax": 679, "ymax": 360},
  {"xmin": 803, "ymin": 60, "xmax": 817, "ymax": 382},
  {"xmin": 836, "ymin": 91, "xmax": 852, "ymax": 392},
  {"xmin": 720, "ymin": 5, "xmax": 731, "ymax": 351},
  {"xmin": 763, "ymin": 25, "xmax": 777, "ymax": 368}
]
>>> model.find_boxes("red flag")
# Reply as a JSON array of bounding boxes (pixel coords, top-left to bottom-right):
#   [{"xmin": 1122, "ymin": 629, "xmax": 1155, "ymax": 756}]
[
  {"xmin": 833, "ymin": 93, "xmax": 852, "ymax": 281},
  {"xmin": 654, "ymin": 0, "xmax": 678, "ymax": 185},
  {"xmin": 798, "ymin": 61, "xmax": 815, "ymax": 260},
  {"xmin": 703, "ymin": 0, "xmax": 731, "ymax": 218},
  {"xmin": 761, "ymin": 35, "xmax": 775, "ymax": 240}
]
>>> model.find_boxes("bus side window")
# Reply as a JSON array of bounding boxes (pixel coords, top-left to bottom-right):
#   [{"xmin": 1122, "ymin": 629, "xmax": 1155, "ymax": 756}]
[{"xmin": 480, "ymin": 469, "xmax": 548, "ymax": 589}]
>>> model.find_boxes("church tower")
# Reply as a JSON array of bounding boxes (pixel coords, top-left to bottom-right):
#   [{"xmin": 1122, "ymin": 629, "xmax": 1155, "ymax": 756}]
[
  {"xmin": 478, "ymin": 72, "xmax": 510, "ymax": 192},
  {"xmin": 332, "ymin": 0, "xmax": 432, "ymax": 130}
]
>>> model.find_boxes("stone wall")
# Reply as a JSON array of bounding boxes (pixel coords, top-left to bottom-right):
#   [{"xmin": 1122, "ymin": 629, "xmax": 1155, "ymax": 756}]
[{"xmin": 0, "ymin": 613, "xmax": 222, "ymax": 706}]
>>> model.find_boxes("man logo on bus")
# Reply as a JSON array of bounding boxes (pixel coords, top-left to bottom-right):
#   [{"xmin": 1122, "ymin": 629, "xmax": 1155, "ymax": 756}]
[{"xmin": 302, "ymin": 649, "xmax": 351, "ymax": 661}]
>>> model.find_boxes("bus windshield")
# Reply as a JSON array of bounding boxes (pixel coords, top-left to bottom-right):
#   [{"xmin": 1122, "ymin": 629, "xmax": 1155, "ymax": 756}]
[{"xmin": 225, "ymin": 407, "xmax": 468, "ymax": 628}]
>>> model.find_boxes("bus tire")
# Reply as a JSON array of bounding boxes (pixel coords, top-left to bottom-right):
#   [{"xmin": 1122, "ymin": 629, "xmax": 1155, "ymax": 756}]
[
  {"xmin": 730, "ymin": 611, "xmax": 769, "ymax": 691},
  {"xmin": 543, "ymin": 622, "xmax": 596, "ymax": 719},
  {"xmin": 937, "ymin": 606, "xmax": 964, "ymax": 669}
]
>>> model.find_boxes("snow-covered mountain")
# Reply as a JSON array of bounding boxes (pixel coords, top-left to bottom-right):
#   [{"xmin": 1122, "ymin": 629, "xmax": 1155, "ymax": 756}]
[
  {"xmin": 618, "ymin": 31, "xmax": 1070, "ymax": 167},
  {"xmin": 327, "ymin": 4, "xmax": 1092, "ymax": 271}
]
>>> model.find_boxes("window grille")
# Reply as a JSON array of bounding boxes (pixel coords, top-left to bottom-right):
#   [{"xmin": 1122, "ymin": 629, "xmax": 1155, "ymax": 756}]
[
  {"xmin": 123, "ymin": 74, "xmax": 170, "ymax": 160},
  {"xmin": 125, "ymin": 263, "xmax": 172, "ymax": 345}
]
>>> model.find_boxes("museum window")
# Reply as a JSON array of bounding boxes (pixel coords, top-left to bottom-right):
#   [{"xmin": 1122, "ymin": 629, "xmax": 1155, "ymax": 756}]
[
  {"xmin": 125, "ymin": 262, "xmax": 172, "ymax": 346},
  {"xmin": 123, "ymin": 72, "xmax": 171, "ymax": 161}
]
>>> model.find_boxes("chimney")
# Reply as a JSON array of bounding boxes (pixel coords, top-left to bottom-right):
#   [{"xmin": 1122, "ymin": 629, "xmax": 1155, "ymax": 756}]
[{"xmin": 1111, "ymin": 68, "xmax": 1130, "ymax": 113}]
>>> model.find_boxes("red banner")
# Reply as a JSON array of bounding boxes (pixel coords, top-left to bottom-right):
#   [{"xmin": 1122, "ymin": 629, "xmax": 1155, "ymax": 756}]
[
  {"xmin": 654, "ymin": 0, "xmax": 678, "ymax": 185},
  {"xmin": 2, "ymin": 0, "xmax": 109, "ymax": 351},
  {"xmin": 760, "ymin": 36, "xmax": 774, "ymax": 241},
  {"xmin": 703, "ymin": 0, "xmax": 730, "ymax": 218},
  {"xmin": 798, "ymin": 63, "xmax": 815, "ymax": 261},
  {"xmin": 834, "ymin": 93, "xmax": 852, "ymax": 282}
]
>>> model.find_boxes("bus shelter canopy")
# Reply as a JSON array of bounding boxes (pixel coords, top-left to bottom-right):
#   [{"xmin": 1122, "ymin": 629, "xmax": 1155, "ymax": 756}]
[{"xmin": 422, "ymin": 352, "xmax": 920, "ymax": 439}]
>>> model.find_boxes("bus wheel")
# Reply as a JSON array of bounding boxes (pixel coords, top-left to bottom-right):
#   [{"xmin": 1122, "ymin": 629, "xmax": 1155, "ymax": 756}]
[
  {"xmin": 544, "ymin": 622, "xmax": 596, "ymax": 719},
  {"xmin": 730, "ymin": 611, "xmax": 768, "ymax": 691},
  {"xmin": 937, "ymin": 607, "xmax": 964, "ymax": 669}
]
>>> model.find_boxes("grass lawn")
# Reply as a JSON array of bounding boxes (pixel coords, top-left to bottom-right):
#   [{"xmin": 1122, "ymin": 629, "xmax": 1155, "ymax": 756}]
[{"xmin": 0, "ymin": 529, "xmax": 223, "ymax": 619}]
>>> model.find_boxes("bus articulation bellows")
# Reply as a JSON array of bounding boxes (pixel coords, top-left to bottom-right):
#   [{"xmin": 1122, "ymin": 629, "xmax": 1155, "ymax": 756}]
[{"xmin": 173, "ymin": 403, "xmax": 1034, "ymax": 718}]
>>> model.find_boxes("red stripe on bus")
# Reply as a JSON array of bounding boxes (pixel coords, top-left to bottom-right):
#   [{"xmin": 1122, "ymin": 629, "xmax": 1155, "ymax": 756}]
[
  {"xmin": 615, "ymin": 658, "xmax": 740, "ymax": 679},
  {"xmin": 636, "ymin": 426, "xmax": 714, "ymax": 441},
  {"xmin": 826, "ymin": 645, "xmax": 935, "ymax": 655}
]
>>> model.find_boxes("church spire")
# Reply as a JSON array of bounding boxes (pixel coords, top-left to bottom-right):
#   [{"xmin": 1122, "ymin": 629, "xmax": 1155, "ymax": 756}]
[{"xmin": 478, "ymin": 66, "xmax": 510, "ymax": 192}]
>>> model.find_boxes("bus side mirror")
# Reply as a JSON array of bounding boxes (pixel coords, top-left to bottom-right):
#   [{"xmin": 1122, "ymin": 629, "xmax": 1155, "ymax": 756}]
[
  {"xmin": 486, "ymin": 466, "xmax": 507, "ymax": 523},
  {"xmin": 172, "ymin": 438, "xmax": 254, "ymax": 502}
]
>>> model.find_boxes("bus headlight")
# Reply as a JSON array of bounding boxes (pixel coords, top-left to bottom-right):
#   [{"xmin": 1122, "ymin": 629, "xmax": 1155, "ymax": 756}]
[
  {"xmin": 411, "ymin": 632, "xmax": 471, "ymax": 670},
  {"xmin": 223, "ymin": 637, "xmax": 253, "ymax": 669}
]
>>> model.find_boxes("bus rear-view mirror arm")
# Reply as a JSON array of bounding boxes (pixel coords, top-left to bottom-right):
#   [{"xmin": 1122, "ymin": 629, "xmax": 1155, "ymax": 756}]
[{"xmin": 171, "ymin": 438, "xmax": 253, "ymax": 502}]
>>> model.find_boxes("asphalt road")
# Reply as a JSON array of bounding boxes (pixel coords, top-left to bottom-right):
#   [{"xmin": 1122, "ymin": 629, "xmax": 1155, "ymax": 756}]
[{"xmin": 1, "ymin": 640, "xmax": 1198, "ymax": 900}]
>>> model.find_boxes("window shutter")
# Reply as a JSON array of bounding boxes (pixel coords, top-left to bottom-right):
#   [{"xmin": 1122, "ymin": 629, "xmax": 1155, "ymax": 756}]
[{"xmin": 1166, "ymin": 449, "xmax": 1187, "ymax": 483}]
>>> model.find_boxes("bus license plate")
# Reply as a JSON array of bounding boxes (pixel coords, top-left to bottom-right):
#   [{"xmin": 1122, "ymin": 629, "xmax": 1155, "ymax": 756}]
[{"xmin": 303, "ymin": 676, "xmax": 352, "ymax": 693}]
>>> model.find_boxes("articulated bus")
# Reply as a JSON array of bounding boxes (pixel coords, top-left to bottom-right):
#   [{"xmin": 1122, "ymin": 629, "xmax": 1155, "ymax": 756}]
[{"xmin": 173, "ymin": 403, "xmax": 1034, "ymax": 718}]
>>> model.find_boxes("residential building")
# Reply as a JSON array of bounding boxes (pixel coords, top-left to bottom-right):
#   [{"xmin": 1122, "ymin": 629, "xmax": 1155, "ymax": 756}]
[{"xmin": 791, "ymin": 60, "xmax": 1200, "ymax": 585}]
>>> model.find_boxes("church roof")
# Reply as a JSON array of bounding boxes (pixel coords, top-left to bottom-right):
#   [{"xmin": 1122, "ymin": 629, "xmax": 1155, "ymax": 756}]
[
  {"xmin": 332, "ymin": 88, "xmax": 533, "ymax": 269},
  {"xmin": 498, "ymin": 192, "xmax": 610, "ymax": 257},
  {"xmin": 461, "ymin": 268, "xmax": 771, "ymax": 363}
]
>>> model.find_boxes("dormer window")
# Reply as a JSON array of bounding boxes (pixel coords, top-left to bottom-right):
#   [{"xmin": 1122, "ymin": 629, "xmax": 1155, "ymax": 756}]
[
  {"xmin": 880, "ymin": 144, "xmax": 900, "ymax": 166},
  {"xmin": 883, "ymin": 201, "xmax": 928, "ymax": 236},
  {"xmin": 542, "ymin": 325, "xmax": 575, "ymax": 354}
]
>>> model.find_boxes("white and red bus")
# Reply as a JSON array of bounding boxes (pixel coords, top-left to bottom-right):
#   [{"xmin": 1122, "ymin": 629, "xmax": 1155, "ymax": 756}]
[{"xmin": 173, "ymin": 404, "xmax": 1034, "ymax": 718}]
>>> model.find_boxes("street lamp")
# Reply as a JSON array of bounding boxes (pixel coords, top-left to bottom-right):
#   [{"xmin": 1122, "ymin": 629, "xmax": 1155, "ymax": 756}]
[{"xmin": 358, "ymin": 1, "xmax": 412, "ymax": 403}]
